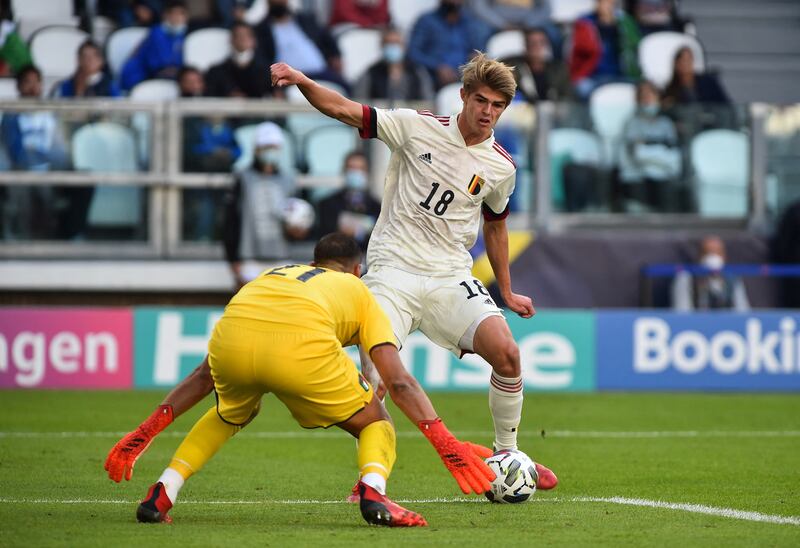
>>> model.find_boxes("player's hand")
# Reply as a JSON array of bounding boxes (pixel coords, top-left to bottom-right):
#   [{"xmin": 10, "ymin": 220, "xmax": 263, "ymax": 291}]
[
  {"xmin": 504, "ymin": 292, "xmax": 535, "ymax": 318},
  {"xmin": 270, "ymin": 62, "xmax": 304, "ymax": 88},
  {"xmin": 105, "ymin": 404, "xmax": 173, "ymax": 482},
  {"xmin": 418, "ymin": 418, "xmax": 495, "ymax": 495}
]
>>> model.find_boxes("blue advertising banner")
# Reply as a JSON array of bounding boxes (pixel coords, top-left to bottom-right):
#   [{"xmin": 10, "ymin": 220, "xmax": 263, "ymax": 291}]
[{"xmin": 597, "ymin": 311, "xmax": 800, "ymax": 390}]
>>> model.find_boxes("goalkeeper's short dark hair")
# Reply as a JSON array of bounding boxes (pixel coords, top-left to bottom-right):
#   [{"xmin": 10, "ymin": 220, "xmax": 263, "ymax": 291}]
[{"xmin": 314, "ymin": 233, "xmax": 362, "ymax": 266}]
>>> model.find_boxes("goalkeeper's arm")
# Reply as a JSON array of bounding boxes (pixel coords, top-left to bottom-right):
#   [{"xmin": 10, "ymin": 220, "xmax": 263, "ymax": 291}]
[
  {"xmin": 369, "ymin": 344, "xmax": 494, "ymax": 495},
  {"xmin": 104, "ymin": 356, "xmax": 214, "ymax": 482}
]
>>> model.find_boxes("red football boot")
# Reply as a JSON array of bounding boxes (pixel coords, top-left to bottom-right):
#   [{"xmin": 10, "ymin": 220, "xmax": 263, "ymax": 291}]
[
  {"xmin": 136, "ymin": 482, "xmax": 173, "ymax": 523},
  {"xmin": 535, "ymin": 462, "xmax": 558, "ymax": 490},
  {"xmin": 358, "ymin": 482, "xmax": 427, "ymax": 527}
]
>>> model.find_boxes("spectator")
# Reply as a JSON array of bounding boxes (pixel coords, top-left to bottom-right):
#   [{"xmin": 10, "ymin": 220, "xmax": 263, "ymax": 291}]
[
  {"xmin": 569, "ymin": 0, "xmax": 641, "ymax": 100},
  {"xmin": 205, "ymin": 22, "xmax": 273, "ymax": 98},
  {"xmin": 353, "ymin": 27, "xmax": 434, "ymax": 102},
  {"xmin": 223, "ymin": 122, "xmax": 295, "ymax": 287},
  {"xmin": 662, "ymin": 46, "xmax": 730, "ymax": 107},
  {"xmin": 216, "ymin": 0, "xmax": 257, "ymax": 28},
  {"xmin": 506, "ymin": 27, "xmax": 571, "ymax": 103},
  {"xmin": 468, "ymin": 0, "xmax": 552, "ymax": 33},
  {"xmin": 255, "ymin": 0, "xmax": 348, "ymax": 90},
  {"xmin": 617, "ymin": 80, "xmax": 682, "ymax": 212},
  {"xmin": 1, "ymin": 66, "xmax": 70, "ymax": 239},
  {"xmin": 52, "ymin": 41, "xmax": 121, "ymax": 98},
  {"xmin": 671, "ymin": 235, "xmax": 750, "ymax": 311},
  {"xmin": 316, "ymin": 151, "xmax": 381, "ymax": 250},
  {"xmin": 120, "ymin": 0, "xmax": 188, "ymax": 91},
  {"xmin": 330, "ymin": 0, "xmax": 390, "ymax": 28},
  {"xmin": 626, "ymin": 0, "xmax": 686, "ymax": 35},
  {"xmin": 99, "ymin": 0, "xmax": 162, "ymax": 28},
  {"xmin": 0, "ymin": 9, "xmax": 32, "ymax": 77},
  {"xmin": 407, "ymin": 0, "xmax": 492, "ymax": 89}
]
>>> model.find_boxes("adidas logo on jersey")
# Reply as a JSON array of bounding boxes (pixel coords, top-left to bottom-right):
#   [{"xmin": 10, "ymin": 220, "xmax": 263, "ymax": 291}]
[{"xmin": 418, "ymin": 152, "xmax": 432, "ymax": 165}]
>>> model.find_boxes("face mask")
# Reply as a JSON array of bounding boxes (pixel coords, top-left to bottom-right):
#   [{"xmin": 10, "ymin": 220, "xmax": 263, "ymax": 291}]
[
  {"xmin": 232, "ymin": 49, "xmax": 254, "ymax": 66},
  {"xmin": 640, "ymin": 104, "xmax": 659, "ymax": 117},
  {"xmin": 701, "ymin": 253, "xmax": 724, "ymax": 271},
  {"xmin": 163, "ymin": 22, "xmax": 187, "ymax": 35},
  {"xmin": 344, "ymin": 169, "xmax": 367, "ymax": 191},
  {"xmin": 258, "ymin": 149, "xmax": 282, "ymax": 166},
  {"xmin": 383, "ymin": 44, "xmax": 404, "ymax": 64},
  {"xmin": 270, "ymin": 4, "xmax": 289, "ymax": 17}
]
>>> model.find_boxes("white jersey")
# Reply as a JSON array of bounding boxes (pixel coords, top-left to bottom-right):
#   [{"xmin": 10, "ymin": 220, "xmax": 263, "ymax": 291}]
[{"xmin": 359, "ymin": 106, "xmax": 516, "ymax": 275}]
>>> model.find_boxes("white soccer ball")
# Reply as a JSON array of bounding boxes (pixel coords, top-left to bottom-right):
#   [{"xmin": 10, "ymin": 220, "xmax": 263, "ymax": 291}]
[
  {"xmin": 484, "ymin": 449, "xmax": 538, "ymax": 504},
  {"xmin": 281, "ymin": 198, "xmax": 315, "ymax": 231}
]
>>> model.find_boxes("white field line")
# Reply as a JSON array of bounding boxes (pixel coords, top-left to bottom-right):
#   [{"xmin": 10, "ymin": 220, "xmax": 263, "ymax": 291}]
[
  {"xmin": 0, "ymin": 496, "xmax": 797, "ymax": 526},
  {"xmin": 1, "ymin": 430, "xmax": 799, "ymax": 439}
]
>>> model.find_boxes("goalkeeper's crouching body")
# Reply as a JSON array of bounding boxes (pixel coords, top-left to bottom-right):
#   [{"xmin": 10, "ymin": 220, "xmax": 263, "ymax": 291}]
[{"xmin": 105, "ymin": 233, "xmax": 494, "ymax": 527}]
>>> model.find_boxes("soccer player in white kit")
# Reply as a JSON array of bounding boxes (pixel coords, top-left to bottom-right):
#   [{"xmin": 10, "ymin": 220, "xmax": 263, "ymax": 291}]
[{"xmin": 271, "ymin": 53, "xmax": 557, "ymax": 490}]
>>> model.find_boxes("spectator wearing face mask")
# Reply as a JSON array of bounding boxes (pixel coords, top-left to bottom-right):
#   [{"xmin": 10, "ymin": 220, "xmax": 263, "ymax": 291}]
[
  {"xmin": 617, "ymin": 80, "xmax": 681, "ymax": 212},
  {"xmin": 52, "ymin": 40, "xmax": 121, "ymax": 98},
  {"xmin": 353, "ymin": 27, "xmax": 434, "ymax": 102},
  {"xmin": 671, "ymin": 235, "xmax": 750, "ymax": 311},
  {"xmin": 120, "ymin": 0, "xmax": 188, "ymax": 91},
  {"xmin": 223, "ymin": 122, "xmax": 297, "ymax": 287},
  {"xmin": 205, "ymin": 22, "xmax": 273, "ymax": 98},
  {"xmin": 316, "ymin": 151, "xmax": 381, "ymax": 250}
]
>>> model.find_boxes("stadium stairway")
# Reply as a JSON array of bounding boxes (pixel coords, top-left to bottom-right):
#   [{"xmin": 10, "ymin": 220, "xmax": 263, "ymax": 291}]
[{"xmin": 680, "ymin": 0, "xmax": 800, "ymax": 104}]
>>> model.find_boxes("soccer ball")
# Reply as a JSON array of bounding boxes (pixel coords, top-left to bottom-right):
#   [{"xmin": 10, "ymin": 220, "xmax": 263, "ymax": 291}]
[{"xmin": 484, "ymin": 449, "xmax": 538, "ymax": 504}]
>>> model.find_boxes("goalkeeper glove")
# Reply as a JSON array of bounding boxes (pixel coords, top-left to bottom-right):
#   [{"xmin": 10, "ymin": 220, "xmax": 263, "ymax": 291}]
[
  {"xmin": 418, "ymin": 418, "xmax": 494, "ymax": 495},
  {"xmin": 105, "ymin": 404, "xmax": 174, "ymax": 483}
]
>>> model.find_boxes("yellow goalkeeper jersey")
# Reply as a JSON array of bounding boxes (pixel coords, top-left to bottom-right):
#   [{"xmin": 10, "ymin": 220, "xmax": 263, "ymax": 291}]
[{"xmin": 222, "ymin": 264, "xmax": 397, "ymax": 353}]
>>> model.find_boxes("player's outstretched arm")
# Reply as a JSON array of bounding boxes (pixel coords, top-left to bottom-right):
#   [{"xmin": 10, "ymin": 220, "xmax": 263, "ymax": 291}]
[
  {"xmin": 369, "ymin": 344, "xmax": 495, "ymax": 495},
  {"xmin": 104, "ymin": 357, "xmax": 214, "ymax": 482},
  {"xmin": 483, "ymin": 217, "xmax": 535, "ymax": 318},
  {"xmin": 270, "ymin": 62, "xmax": 363, "ymax": 129}
]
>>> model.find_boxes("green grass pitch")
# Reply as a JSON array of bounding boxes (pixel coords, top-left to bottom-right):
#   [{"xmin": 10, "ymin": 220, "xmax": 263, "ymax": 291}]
[{"xmin": 2, "ymin": 391, "xmax": 799, "ymax": 547}]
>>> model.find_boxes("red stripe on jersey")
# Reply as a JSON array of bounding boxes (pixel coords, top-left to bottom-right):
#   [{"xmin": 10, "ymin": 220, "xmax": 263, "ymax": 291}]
[
  {"xmin": 358, "ymin": 104, "xmax": 377, "ymax": 139},
  {"xmin": 492, "ymin": 142, "xmax": 516, "ymax": 167},
  {"xmin": 482, "ymin": 203, "xmax": 510, "ymax": 222},
  {"xmin": 418, "ymin": 110, "xmax": 450, "ymax": 126}
]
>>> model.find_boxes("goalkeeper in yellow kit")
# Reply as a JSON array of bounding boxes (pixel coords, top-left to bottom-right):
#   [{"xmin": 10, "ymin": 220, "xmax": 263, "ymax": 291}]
[{"xmin": 106, "ymin": 233, "xmax": 493, "ymax": 527}]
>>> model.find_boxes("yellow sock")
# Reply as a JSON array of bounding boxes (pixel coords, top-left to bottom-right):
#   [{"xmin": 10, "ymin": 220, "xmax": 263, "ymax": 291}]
[
  {"xmin": 168, "ymin": 406, "xmax": 239, "ymax": 480},
  {"xmin": 357, "ymin": 420, "xmax": 396, "ymax": 494}
]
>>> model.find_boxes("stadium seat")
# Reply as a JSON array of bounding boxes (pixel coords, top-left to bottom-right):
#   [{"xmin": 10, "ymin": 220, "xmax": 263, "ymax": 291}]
[
  {"xmin": 304, "ymin": 126, "xmax": 357, "ymax": 176},
  {"xmin": 589, "ymin": 82, "xmax": 637, "ymax": 163},
  {"xmin": 72, "ymin": 122, "xmax": 142, "ymax": 227},
  {"xmin": 639, "ymin": 32, "xmax": 705, "ymax": 88},
  {"xmin": 105, "ymin": 27, "xmax": 148, "ymax": 78},
  {"xmin": 244, "ymin": 0, "xmax": 268, "ymax": 24},
  {"xmin": 233, "ymin": 123, "xmax": 297, "ymax": 176},
  {"xmin": 29, "ymin": 26, "xmax": 89, "ymax": 80},
  {"xmin": 549, "ymin": 128, "xmax": 602, "ymax": 165},
  {"xmin": 389, "ymin": 0, "xmax": 438, "ymax": 36},
  {"xmin": 12, "ymin": 0, "xmax": 71, "ymax": 21},
  {"xmin": 92, "ymin": 16, "xmax": 117, "ymax": 47},
  {"xmin": 337, "ymin": 28, "xmax": 382, "ymax": 84},
  {"xmin": 551, "ymin": 0, "xmax": 594, "ymax": 23},
  {"xmin": 691, "ymin": 129, "xmax": 749, "ymax": 217},
  {"xmin": 184, "ymin": 28, "xmax": 231, "ymax": 73},
  {"xmin": 487, "ymin": 30, "xmax": 525, "ymax": 61},
  {"xmin": 0, "ymin": 78, "xmax": 19, "ymax": 99},
  {"xmin": 435, "ymin": 82, "xmax": 463, "ymax": 115},
  {"xmin": 129, "ymin": 79, "xmax": 180, "ymax": 102},
  {"xmin": 17, "ymin": 17, "xmax": 80, "ymax": 43}
]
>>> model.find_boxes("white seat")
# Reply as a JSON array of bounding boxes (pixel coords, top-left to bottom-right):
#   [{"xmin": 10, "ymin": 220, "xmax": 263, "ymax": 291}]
[
  {"xmin": 691, "ymin": 129, "xmax": 749, "ymax": 217},
  {"xmin": 130, "ymin": 79, "xmax": 179, "ymax": 101},
  {"xmin": 17, "ymin": 17, "xmax": 80, "ymax": 42},
  {"xmin": 639, "ymin": 32, "xmax": 705, "ymax": 89},
  {"xmin": 72, "ymin": 122, "xmax": 142, "ymax": 226},
  {"xmin": 29, "ymin": 26, "xmax": 89, "ymax": 80},
  {"xmin": 244, "ymin": 0, "xmax": 268, "ymax": 25},
  {"xmin": 12, "ymin": 0, "xmax": 72, "ymax": 20},
  {"xmin": 105, "ymin": 27, "xmax": 148, "ymax": 78},
  {"xmin": 92, "ymin": 16, "xmax": 117, "ymax": 47},
  {"xmin": 390, "ymin": 0, "xmax": 438, "ymax": 36},
  {"xmin": 304, "ymin": 126, "xmax": 357, "ymax": 176},
  {"xmin": 0, "ymin": 78, "xmax": 19, "ymax": 99},
  {"xmin": 435, "ymin": 82, "xmax": 463, "ymax": 115},
  {"xmin": 337, "ymin": 28, "xmax": 382, "ymax": 84},
  {"xmin": 549, "ymin": 128, "xmax": 602, "ymax": 165},
  {"xmin": 551, "ymin": 0, "xmax": 594, "ymax": 23},
  {"xmin": 589, "ymin": 82, "xmax": 637, "ymax": 163},
  {"xmin": 486, "ymin": 30, "xmax": 524, "ymax": 61},
  {"xmin": 233, "ymin": 123, "xmax": 296, "ymax": 175},
  {"xmin": 183, "ymin": 28, "xmax": 231, "ymax": 72}
]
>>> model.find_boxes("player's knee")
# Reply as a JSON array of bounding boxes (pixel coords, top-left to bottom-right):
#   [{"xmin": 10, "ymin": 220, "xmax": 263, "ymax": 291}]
[{"xmin": 490, "ymin": 339, "xmax": 520, "ymax": 377}]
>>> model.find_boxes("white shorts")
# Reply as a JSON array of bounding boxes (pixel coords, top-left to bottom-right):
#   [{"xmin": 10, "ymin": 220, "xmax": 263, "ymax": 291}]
[{"xmin": 362, "ymin": 264, "xmax": 503, "ymax": 356}]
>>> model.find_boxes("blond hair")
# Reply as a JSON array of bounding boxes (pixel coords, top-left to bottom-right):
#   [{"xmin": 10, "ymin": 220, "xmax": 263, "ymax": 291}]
[{"xmin": 460, "ymin": 51, "xmax": 516, "ymax": 105}]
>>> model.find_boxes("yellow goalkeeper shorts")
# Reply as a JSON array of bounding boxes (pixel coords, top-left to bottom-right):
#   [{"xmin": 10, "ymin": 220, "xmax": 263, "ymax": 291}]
[{"xmin": 207, "ymin": 318, "xmax": 373, "ymax": 428}]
